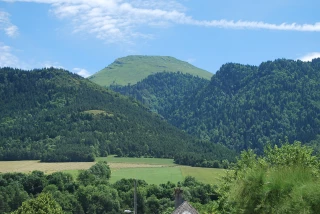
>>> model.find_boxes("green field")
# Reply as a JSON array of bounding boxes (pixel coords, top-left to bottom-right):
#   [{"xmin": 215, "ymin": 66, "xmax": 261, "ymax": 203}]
[
  {"xmin": 0, "ymin": 156, "xmax": 225, "ymax": 185},
  {"xmin": 181, "ymin": 166, "xmax": 226, "ymax": 185},
  {"xmin": 110, "ymin": 166, "xmax": 225, "ymax": 185},
  {"xmin": 110, "ymin": 166, "xmax": 183, "ymax": 184},
  {"xmin": 98, "ymin": 156, "xmax": 225, "ymax": 185}
]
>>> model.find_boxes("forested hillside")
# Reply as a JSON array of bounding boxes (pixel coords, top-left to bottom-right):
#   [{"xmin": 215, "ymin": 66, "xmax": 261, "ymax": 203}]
[
  {"xmin": 173, "ymin": 58, "xmax": 320, "ymax": 152},
  {"xmin": 111, "ymin": 59, "xmax": 320, "ymax": 153},
  {"xmin": 0, "ymin": 67, "xmax": 234, "ymax": 164},
  {"xmin": 110, "ymin": 72, "xmax": 209, "ymax": 116},
  {"xmin": 88, "ymin": 55, "xmax": 212, "ymax": 86}
]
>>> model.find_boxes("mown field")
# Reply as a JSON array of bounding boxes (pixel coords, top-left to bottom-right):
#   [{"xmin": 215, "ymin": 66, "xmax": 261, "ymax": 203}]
[{"xmin": 0, "ymin": 156, "xmax": 226, "ymax": 185}]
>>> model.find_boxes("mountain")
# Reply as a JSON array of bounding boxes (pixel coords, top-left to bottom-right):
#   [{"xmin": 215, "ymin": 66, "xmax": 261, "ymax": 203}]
[
  {"xmin": 110, "ymin": 72, "xmax": 210, "ymax": 116},
  {"xmin": 0, "ymin": 67, "xmax": 234, "ymax": 164},
  {"xmin": 110, "ymin": 58, "xmax": 320, "ymax": 153},
  {"xmin": 88, "ymin": 55, "xmax": 213, "ymax": 86}
]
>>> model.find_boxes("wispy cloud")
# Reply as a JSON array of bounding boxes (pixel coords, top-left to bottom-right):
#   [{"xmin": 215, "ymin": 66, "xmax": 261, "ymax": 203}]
[
  {"xmin": 73, "ymin": 67, "xmax": 90, "ymax": 77},
  {"xmin": 2, "ymin": 0, "xmax": 320, "ymax": 44},
  {"xmin": 299, "ymin": 52, "xmax": 320, "ymax": 62},
  {"xmin": 0, "ymin": 43, "xmax": 90, "ymax": 75},
  {"xmin": 0, "ymin": 44, "xmax": 20, "ymax": 67},
  {"xmin": 186, "ymin": 58, "xmax": 196, "ymax": 64},
  {"xmin": 0, "ymin": 11, "xmax": 19, "ymax": 37},
  {"xmin": 0, "ymin": 44, "xmax": 65, "ymax": 69}
]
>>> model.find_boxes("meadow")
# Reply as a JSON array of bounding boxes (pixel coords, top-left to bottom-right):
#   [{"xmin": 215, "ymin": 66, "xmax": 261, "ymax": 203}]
[{"xmin": 0, "ymin": 156, "xmax": 226, "ymax": 185}]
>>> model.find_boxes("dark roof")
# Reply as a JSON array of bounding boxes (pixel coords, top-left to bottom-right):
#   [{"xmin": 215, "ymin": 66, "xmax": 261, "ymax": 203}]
[{"xmin": 172, "ymin": 201, "xmax": 199, "ymax": 214}]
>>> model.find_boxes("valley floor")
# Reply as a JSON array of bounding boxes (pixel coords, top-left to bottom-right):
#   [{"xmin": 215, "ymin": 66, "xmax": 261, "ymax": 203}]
[{"xmin": 0, "ymin": 156, "xmax": 226, "ymax": 185}]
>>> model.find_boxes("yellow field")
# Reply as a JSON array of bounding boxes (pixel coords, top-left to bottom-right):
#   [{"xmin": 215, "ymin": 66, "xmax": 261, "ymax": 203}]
[{"xmin": 0, "ymin": 161, "xmax": 166, "ymax": 174}]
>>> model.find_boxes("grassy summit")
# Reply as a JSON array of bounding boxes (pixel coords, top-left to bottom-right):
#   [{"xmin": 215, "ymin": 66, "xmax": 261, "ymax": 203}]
[{"xmin": 88, "ymin": 55, "xmax": 213, "ymax": 86}]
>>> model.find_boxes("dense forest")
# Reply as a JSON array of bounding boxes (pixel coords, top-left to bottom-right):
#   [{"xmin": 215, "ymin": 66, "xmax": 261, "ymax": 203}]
[
  {"xmin": 2, "ymin": 142, "xmax": 320, "ymax": 213},
  {"xmin": 110, "ymin": 58, "xmax": 320, "ymax": 153},
  {"xmin": 0, "ymin": 67, "xmax": 234, "ymax": 165},
  {"xmin": 110, "ymin": 72, "xmax": 209, "ymax": 116}
]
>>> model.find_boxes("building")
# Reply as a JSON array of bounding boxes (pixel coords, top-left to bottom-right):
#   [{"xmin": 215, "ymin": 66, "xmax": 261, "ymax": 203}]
[
  {"xmin": 172, "ymin": 188, "xmax": 199, "ymax": 214},
  {"xmin": 172, "ymin": 201, "xmax": 199, "ymax": 214}
]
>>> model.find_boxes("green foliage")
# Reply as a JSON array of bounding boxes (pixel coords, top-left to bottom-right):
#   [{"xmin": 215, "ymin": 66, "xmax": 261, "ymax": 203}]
[
  {"xmin": 110, "ymin": 71, "xmax": 209, "ymax": 116},
  {"xmin": 217, "ymin": 142, "xmax": 320, "ymax": 214},
  {"xmin": 89, "ymin": 55, "xmax": 212, "ymax": 86},
  {"xmin": 46, "ymin": 172, "xmax": 76, "ymax": 192},
  {"xmin": 264, "ymin": 141, "xmax": 319, "ymax": 168},
  {"xmin": 77, "ymin": 162, "xmax": 111, "ymax": 186},
  {"xmin": 11, "ymin": 193, "xmax": 63, "ymax": 214},
  {"xmin": 170, "ymin": 59, "xmax": 320, "ymax": 153},
  {"xmin": 0, "ymin": 181, "xmax": 29, "ymax": 213},
  {"xmin": 76, "ymin": 184, "xmax": 120, "ymax": 214},
  {"xmin": 88, "ymin": 161, "xmax": 111, "ymax": 180},
  {"xmin": 23, "ymin": 171, "xmax": 48, "ymax": 195},
  {"xmin": 111, "ymin": 71, "xmax": 236, "ymax": 166},
  {"xmin": 0, "ymin": 67, "xmax": 205, "ymax": 162}
]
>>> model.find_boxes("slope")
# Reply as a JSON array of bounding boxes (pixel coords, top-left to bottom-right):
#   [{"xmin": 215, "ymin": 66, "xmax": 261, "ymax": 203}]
[
  {"xmin": 170, "ymin": 59, "xmax": 320, "ymax": 152},
  {"xmin": 88, "ymin": 55, "xmax": 213, "ymax": 86},
  {"xmin": 110, "ymin": 72, "xmax": 210, "ymax": 117},
  {"xmin": 0, "ymin": 67, "xmax": 234, "ymax": 164},
  {"xmin": 109, "ymin": 58, "xmax": 320, "ymax": 153}
]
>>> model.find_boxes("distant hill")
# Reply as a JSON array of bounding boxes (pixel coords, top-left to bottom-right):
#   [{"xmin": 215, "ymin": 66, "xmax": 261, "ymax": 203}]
[
  {"xmin": 0, "ymin": 67, "xmax": 234, "ymax": 165},
  {"xmin": 110, "ymin": 58, "xmax": 320, "ymax": 153},
  {"xmin": 110, "ymin": 71, "xmax": 209, "ymax": 117},
  {"xmin": 88, "ymin": 55, "xmax": 213, "ymax": 86}
]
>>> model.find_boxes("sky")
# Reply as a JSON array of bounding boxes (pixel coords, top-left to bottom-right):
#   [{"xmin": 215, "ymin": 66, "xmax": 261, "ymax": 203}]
[{"xmin": 0, "ymin": 0, "xmax": 319, "ymax": 77}]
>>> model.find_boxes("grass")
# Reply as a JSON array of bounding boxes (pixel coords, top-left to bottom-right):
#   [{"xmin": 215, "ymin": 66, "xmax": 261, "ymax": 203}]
[
  {"xmin": 89, "ymin": 55, "xmax": 212, "ymax": 86},
  {"xmin": 110, "ymin": 166, "xmax": 183, "ymax": 185},
  {"xmin": 180, "ymin": 166, "xmax": 226, "ymax": 185},
  {"xmin": 0, "ymin": 156, "xmax": 226, "ymax": 185}
]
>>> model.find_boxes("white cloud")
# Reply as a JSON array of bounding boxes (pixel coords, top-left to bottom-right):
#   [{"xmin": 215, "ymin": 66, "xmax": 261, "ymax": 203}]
[
  {"xmin": 2, "ymin": 0, "xmax": 320, "ymax": 44},
  {"xmin": 0, "ymin": 11, "xmax": 19, "ymax": 37},
  {"xmin": 0, "ymin": 44, "xmax": 20, "ymax": 67},
  {"xmin": 0, "ymin": 43, "xmax": 88, "ymax": 74},
  {"xmin": 299, "ymin": 52, "xmax": 320, "ymax": 62},
  {"xmin": 186, "ymin": 58, "xmax": 196, "ymax": 64},
  {"xmin": 73, "ymin": 67, "xmax": 91, "ymax": 77},
  {"xmin": 0, "ymin": 43, "xmax": 66, "ymax": 70}
]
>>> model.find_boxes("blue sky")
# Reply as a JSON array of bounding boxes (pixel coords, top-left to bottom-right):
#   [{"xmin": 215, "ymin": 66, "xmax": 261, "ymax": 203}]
[{"xmin": 0, "ymin": 0, "xmax": 319, "ymax": 77}]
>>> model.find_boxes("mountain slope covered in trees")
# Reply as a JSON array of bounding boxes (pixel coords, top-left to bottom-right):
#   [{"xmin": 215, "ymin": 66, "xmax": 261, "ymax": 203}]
[
  {"xmin": 110, "ymin": 59, "xmax": 320, "ymax": 153},
  {"xmin": 110, "ymin": 72, "xmax": 209, "ymax": 116},
  {"xmin": 88, "ymin": 55, "xmax": 212, "ymax": 86},
  {"xmin": 0, "ymin": 67, "xmax": 234, "ymax": 164}
]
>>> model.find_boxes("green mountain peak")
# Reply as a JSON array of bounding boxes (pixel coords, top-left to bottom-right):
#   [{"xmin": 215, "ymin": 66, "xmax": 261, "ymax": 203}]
[{"xmin": 88, "ymin": 55, "xmax": 213, "ymax": 86}]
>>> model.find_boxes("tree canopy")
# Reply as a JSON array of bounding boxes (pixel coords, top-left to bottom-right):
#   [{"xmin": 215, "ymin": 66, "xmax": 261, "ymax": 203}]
[{"xmin": 0, "ymin": 67, "xmax": 234, "ymax": 164}]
